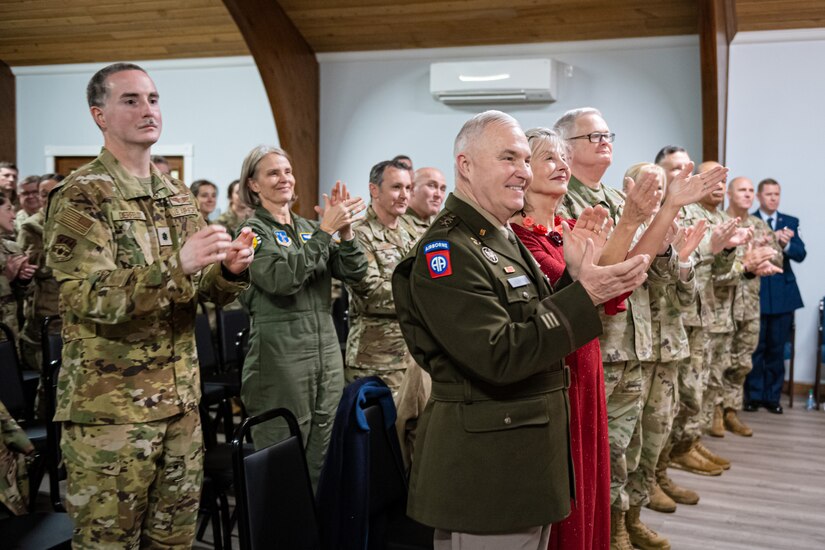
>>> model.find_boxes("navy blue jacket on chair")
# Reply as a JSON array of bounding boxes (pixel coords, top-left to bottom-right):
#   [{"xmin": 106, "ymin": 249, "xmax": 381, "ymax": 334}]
[{"xmin": 753, "ymin": 210, "xmax": 806, "ymax": 314}]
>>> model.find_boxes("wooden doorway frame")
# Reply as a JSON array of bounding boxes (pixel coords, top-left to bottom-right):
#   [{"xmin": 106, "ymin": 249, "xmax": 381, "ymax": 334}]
[{"xmin": 44, "ymin": 144, "xmax": 194, "ymax": 184}]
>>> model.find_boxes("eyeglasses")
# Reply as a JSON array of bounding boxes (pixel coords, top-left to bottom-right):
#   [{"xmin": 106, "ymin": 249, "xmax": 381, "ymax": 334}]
[{"xmin": 569, "ymin": 132, "xmax": 615, "ymax": 143}]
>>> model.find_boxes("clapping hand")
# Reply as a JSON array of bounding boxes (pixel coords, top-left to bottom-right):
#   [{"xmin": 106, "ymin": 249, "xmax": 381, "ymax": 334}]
[
  {"xmin": 569, "ymin": 206, "xmax": 613, "ymax": 263},
  {"xmin": 622, "ymin": 172, "xmax": 662, "ymax": 225},
  {"xmin": 665, "ymin": 162, "xmax": 728, "ymax": 208},
  {"xmin": 316, "ymin": 180, "xmax": 366, "ymax": 240},
  {"xmin": 775, "ymin": 227, "xmax": 794, "ymax": 247},
  {"xmin": 673, "ymin": 219, "xmax": 706, "ymax": 262}
]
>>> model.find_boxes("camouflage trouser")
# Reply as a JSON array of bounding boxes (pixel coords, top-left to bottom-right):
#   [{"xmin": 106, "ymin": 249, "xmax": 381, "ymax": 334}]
[
  {"xmin": 345, "ymin": 365, "xmax": 405, "ymax": 394},
  {"xmin": 61, "ymin": 408, "xmax": 203, "ymax": 549},
  {"xmin": 626, "ymin": 361, "xmax": 679, "ymax": 506},
  {"xmin": 725, "ymin": 317, "xmax": 759, "ymax": 410},
  {"xmin": 666, "ymin": 326, "xmax": 707, "ymax": 456},
  {"xmin": 700, "ymin": 331, "xmax": 734, "ymax": 431},
  {"xmin": 604, "ymin": 360, "xmax": 644, "ymax": 511}
]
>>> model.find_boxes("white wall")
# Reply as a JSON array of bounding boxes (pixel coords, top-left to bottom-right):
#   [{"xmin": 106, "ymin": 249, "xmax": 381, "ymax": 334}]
[
  {"xmin": 727, "ymin": 29, "xmax": 825, "ymax": 385},
  {"xmin": 318, "ymin": 36, "xmax": 702, "ymax": 201},
  {"xmin": 13, "ymin": 56, "xmax": 277, "ymax": 215}
]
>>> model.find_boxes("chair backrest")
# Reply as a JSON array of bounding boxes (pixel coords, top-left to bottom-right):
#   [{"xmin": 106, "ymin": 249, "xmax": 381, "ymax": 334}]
[
  {"xmin": 216, "ymin": 307, "xmax": 250, "ymax": 371},
  {"xmin": 0, "ymin": 322, "xmax": 28, "ymax": 418},
  {"xmin": 232, "ymin": 408, "xmax": 320, "ymax": 550},
  {"xmin": 195, "ymin": 311, "xmax": 219, "ymax": 376}
]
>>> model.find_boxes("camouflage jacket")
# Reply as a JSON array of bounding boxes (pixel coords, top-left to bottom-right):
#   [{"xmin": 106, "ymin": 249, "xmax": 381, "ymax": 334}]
[
  {"xmin": 13, "ymin": 209, "xmax": 31, "ymax": 238},
  {"xmin": 680, "ymin": 203, "xmax": 738, "ymax": 331},
  {"xmin": 733, "ymin": 214, "xmax": 783, "ymax": 322},
  {"xmin": 402, "ymin": 207, "xmax": 432, "ymax": 239},
  {"xmin": 0, "ymin": 400, "xmax": 32, "ymax": 516},
  {"xmin": 0, "ymin": 238, "xmax": 28, "ymax": 335},
  {"xmin": 18, "ymin": 210, "xmax": 60, "ymax": 322},
  {"xmin": 648, "ymin": 254, "xmax": 696, "ymax": 362},
  {"xmin": 44, "ymin": 148, "xmax": 249, "ymax": 424},
  {"xmin": 214, "ymin": 208, "xmax": 246, "ymax": 236},
  {"xmin": 346, "ymin": 206, "xmax": 417, "ymax": 371},
  {"xmin": 557, "ymin": 175, "xmax": 654, "ymax": 363}
]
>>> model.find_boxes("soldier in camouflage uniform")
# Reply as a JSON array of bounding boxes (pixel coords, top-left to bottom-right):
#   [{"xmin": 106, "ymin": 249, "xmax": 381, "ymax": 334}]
[
  {"xmin": 214, "ymin": 179, "xmax": 252, "ymax": 235},
  {"xmin": 0, "ymin": 400, "xmax": 34, "ymax": 517},
  {"xmin": 723, "ymin": 177, "xmax": 783, "ymax": 435},
  {"xmin": 623, "ymin": 166, "xmax": 702, "ymax": 527},
  {"xmin": 13, "ymin": 175, "xmax": 42, "ymax": 237},
  {"xmin": 17, "ymin": 174, "xmax": 64, "ymax": 375},
  {"xmin": 554, "ymin": 109, "xmax": 724, "ymax": 550},
  {"xmin": 0, "ymin": 196, "xmax": 35, "ymax": 340},
  {"xmin": 403, "ymin": 166, "xmax": 448, "ymax": 238},
  {"xmin": 346, "ymin": 159, "xmax": 418, "ymax": 392},
  {"xmin": 44, "ymin": 64, "xmax": 252, "ymax": 549}
]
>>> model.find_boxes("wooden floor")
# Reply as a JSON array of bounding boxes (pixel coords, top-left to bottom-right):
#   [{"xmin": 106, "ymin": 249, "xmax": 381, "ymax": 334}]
[
  {"xmin": 190, "ymin": 404, "xmax": 825, "ymax": 549},
  {"xmin": 643, "ymin": 404, "xmax": 825, "ymax": 550}
]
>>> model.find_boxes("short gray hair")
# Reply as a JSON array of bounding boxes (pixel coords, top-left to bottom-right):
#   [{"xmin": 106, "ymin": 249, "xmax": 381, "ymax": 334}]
[
  {"xmin": 553, "ymin": 107, "xmax": 603, "ymax": 140},
  {"xmin": 453, "ymin": 110, "xmax": 520, "ymax": 158},
  {"xmin": 238, "ymin": 145, "xmax": 291, "ymax": 208}
]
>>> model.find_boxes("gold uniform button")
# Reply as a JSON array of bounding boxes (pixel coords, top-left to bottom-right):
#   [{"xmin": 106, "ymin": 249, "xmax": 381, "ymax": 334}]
[{"xmin": 504, "ymin": 415, "xmax": 512, "ymax": 425}]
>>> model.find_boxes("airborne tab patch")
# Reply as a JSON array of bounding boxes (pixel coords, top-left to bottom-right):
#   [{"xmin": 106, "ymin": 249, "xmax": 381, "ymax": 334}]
[{"xmin": 424, "ymin": 240, "xmax": 452, "ymax": 279}]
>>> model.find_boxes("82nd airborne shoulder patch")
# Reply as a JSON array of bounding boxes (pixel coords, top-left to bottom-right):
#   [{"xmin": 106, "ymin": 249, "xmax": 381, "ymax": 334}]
[{"xmin": 424, "ymin": 240, "xmax": 452, "ymax": 279}]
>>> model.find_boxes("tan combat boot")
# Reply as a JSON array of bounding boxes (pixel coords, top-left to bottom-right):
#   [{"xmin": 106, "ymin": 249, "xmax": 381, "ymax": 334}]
[
  {"xmin": 695, "ymin": 441, "xmax": 731, "ymax": 470},
  {"xmin": 610, "ymin": 509, "xmax": 633, "ymax": 550},
  {"xmin": 659, "ymin": 474, "xmax": 700, "ymax": 505},
  {"xmin": 647, "ymin": 481, "xmax": 677, "ymax": 513},
  {"xmin": 724, "ymin": 408, "xmax": 753, "ymax": 436},
  {"xmin": 709, "ymin": 405, "xmax": 725, "ymax": 437},
  {"xmin": 670, "ymin": 444, "xmax": 724, "ymax": 476},
  {"xmin": 626, "ymin": 505, "xmax": 671, "ymax": 550}
]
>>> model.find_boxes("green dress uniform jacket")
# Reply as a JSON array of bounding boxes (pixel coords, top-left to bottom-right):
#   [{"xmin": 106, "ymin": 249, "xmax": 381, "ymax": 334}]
[
  {"xmin": 44, "ymin": 148, "xmax": 248, "ymax": 424},
  {"xmin": 392, "ymin": 194, "xmax": 603, "ymax": 534},
  {"xmin": 238, "ymin": 207, "xmax": 368, "ymax": 449}
]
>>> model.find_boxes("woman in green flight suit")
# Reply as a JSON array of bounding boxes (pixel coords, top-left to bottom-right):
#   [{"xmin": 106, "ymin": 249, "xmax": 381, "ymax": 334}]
[{"xmin": 237, "ymin": 145, "xmax": 368, "ymax": 488}]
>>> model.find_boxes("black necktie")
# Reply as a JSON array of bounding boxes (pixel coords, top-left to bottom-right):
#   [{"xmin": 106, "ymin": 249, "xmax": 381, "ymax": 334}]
[{"xmin": 767, "ymin": 217, "xmax": 774, "ymax": 230}]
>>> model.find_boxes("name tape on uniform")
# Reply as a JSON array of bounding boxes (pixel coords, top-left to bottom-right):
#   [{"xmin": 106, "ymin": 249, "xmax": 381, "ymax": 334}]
[{"xmin": 424, "ymin": 240, "xmax": 452, "ymax": 279}]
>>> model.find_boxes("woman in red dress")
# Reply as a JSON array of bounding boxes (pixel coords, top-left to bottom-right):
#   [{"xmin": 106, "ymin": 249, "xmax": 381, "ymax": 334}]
[{"xmin": 511, "ymin": 128, "xmax": 614, "ymax": 550}]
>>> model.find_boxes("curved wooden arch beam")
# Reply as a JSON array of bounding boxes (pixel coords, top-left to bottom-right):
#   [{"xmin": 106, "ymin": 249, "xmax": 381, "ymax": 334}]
[
  {"xmin": 222, "ymin": 0, "xmax": 318, "ymax": 218},
  {"xmin": 0, "ymin": 60, "xmax": 15, "ymax": 163},
  {"xmin": 699, "ymin": 0, "xmax": 737, "ymax": 164}
]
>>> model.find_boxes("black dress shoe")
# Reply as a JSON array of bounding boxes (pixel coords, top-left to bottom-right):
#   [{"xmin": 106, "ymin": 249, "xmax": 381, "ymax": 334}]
[
  {"xmin": 764, "ymin": 402, "xmax": 784, "ymax": 414},
  {"xmin": 744, "ymin": 402, "xmax": 760, "ymax": 412}
]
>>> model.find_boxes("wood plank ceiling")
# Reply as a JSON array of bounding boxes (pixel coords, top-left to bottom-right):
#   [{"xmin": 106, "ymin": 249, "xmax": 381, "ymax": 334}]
[{"xmin": 0, "ymin": 0, "xmax": 823, "ymax": 66}]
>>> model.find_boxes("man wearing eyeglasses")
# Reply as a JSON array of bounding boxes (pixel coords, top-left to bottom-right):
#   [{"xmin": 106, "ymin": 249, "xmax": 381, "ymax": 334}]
[{"xmin": 14, "ymin": 175, "xmax": 42, "ymax": 235}]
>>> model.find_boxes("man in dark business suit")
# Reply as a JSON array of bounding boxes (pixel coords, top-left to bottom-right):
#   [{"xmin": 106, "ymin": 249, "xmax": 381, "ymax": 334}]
[
  {"xmin": 747, "ymin": 178, "xmax": 806, "ymax": 413},
  {"xmin": 392, "ymin": 110, "xmax": 650, "ymax": 549}
]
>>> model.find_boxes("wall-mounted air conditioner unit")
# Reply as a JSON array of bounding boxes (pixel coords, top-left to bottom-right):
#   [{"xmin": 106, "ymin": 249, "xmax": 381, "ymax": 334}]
[{"xmin": 430, "ymin": 58, "xmax": 558, "ymax": 105}]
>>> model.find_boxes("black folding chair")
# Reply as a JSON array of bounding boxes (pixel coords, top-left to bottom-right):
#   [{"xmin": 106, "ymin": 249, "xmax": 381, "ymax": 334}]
[
  {"xmin": 216, "ymin": 307, "xmax": 249, "ymax": 375},
  {"xmin": 232, "ymin": 408, "xmax": 320, "ymax": 550}
]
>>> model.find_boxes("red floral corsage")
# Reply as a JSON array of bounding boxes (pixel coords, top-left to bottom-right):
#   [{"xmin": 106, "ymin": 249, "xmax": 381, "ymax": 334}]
[{"xmin": 523, "ymin": 216, "xmax": 563, "ymax": 246}]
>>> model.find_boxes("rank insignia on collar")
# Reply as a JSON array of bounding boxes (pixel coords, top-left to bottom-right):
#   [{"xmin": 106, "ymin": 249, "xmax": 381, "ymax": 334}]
[
  {"xmin": 440, "ymin": 215, "xmax": 456, "ymax": 227},
  {"xmin": 275, "ymin": 230, "xmax": 292, "ymax": 246},
  {"xmin": 470, "ymin": 237, "xmax": 480, "ymax": 246},
  {"xmin": 481, "ymin": 246, "xmax": 499, "ymax": 264},
  {"xmin": 479, "ymin": 228, "xmax": 487, "ymax": 237}
]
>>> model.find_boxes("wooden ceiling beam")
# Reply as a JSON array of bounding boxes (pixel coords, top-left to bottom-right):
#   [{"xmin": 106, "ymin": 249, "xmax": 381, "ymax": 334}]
[
  {"xmin": 222, "ymin": 0, "xmax": 318, "ymax": 219},
  {"xmin": 0, "ymin": 60, "xmax": 15, "ymax": 165},
  {"xmin": 699, "ymin": 0, "xmax": 737, "ymax": 164}
]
